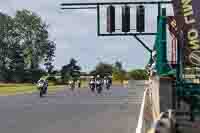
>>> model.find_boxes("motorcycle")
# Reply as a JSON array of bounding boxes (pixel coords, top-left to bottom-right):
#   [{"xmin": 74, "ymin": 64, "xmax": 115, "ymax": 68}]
[
  {"xmin": 106, "ymin": 83, "xmax": 111, "ymax": 90},
  {"xmin": 89, "ymin": 80, "xmax": 95, "ymax": 93},
  {"xmin": 37, "ymin": 81, "xmax": 47, "ymax": 97},
  {"xmin": 96, "ymin": 80, "xmax": 103, "ymax": 94},
  {"xmin": 69, "ymin": 81, "xmax": 75, "ymax": 91}
]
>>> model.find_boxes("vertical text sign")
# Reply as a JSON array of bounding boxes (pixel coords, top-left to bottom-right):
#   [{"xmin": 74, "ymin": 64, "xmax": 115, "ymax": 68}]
[{"xmin": 172, "ymin": 0, "xmax": 200, "ymax": 66}]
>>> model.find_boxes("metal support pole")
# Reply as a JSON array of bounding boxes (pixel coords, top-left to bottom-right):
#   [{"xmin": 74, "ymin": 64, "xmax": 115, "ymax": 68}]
[
  {"xmin": 161, "ymin": 8, "xmax": 167, "ymax": 64},
  {"xmin": 61, "ymin": 1, "xmax": 172, "ymax": 6},
  {"xmin": 177, "ymin": 31, "xmax": 183, "ymax": 82},
  {"xmin": 176, "ymin": 38, "xmax": 181, "ymax": 82},
  {"xmin": 158, "ymin": 3, "xmax": 161, "ymax": 18},
  {"xmin": 97, "ymin": 4, "xmax": 100, "ymax": 36},
  {"xmin": 157, "ymin": 3, "xmax": 161, "ymax": 32},
  {"xmin": 133, "ymin": 35, "xmax": 152, "ymax": 53},
  {"xmin": 61, "ymin": 7, "xmax": 97, "ymax": 9},
  {"xmin": 99, "ymin": 33, "xmax": 157, "ymax": 36}
]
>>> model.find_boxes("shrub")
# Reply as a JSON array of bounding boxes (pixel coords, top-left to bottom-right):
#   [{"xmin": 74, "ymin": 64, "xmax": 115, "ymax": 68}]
[{"xmin": 46, "ymin": 76, "xmax": 57, "ymax": 83}]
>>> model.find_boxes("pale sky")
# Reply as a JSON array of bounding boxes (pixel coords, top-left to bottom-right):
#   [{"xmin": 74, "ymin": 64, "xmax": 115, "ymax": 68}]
[{"xmin": 0, "ymin": 0, "xmax": 173, "ymax": 72}]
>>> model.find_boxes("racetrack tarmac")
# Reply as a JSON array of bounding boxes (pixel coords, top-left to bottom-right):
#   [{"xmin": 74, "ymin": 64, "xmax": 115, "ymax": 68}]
[{"xmin": 0, "ymin": 86, "xmax": 143, "ymax": 133}]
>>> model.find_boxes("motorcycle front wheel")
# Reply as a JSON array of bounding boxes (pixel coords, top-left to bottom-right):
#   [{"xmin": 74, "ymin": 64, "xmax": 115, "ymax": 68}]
[
  {"xmin": 40, "ymin": 90, "xmax": 43, "ymax": 97},
  {"xmin": 90, "ymin": 87, "xmax": 95, "ymax": 93},
  {"xmin": 97, "ymin": 87, "xmax": 102, "ymax": 94},
  {"xmin": 39, "ymin": 88, "xmax": 45, "ymax": 97}
]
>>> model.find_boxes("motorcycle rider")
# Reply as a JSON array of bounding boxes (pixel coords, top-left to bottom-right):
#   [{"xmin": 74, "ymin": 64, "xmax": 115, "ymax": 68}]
[
  {"xmin": 104, "ymin": 76, "xmax": 111, "ymax": 90},
  {"xmin": 89, "ymin": 76, "xmax": 95, "ymax": 93},
  {"xmin": 37, "ymin": 79, "xmax": 48, "ymax": 97},
  {"xmin": 69, "ymin": 79, "xmax": 75, "ymax": 91},
  {"xmin": 95, "ymin": 75, "xmax": 103, "ymax": 94},
  {"xmin": 77, "ymin": 79, "xmax": 81, "ymax": 88},
  {"xmin": 108, "ymin": 76, "xmax": 112, "ymax": 87}
]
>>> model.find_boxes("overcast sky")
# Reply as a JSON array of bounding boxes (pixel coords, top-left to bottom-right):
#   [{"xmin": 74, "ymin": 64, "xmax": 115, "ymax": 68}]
[{"xmin": 0, "ymin": 0, "xmax": 173, "ymax": 72}]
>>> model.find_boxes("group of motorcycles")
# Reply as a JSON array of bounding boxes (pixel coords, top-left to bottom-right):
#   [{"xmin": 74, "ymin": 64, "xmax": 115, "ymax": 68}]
[
  {"xmin": 89, "ymin": 77, "xmax": 112, "ymax": 94},
  {"xmin": 36, "ymin": 76, "xmax": 112, "ymax": 97}
]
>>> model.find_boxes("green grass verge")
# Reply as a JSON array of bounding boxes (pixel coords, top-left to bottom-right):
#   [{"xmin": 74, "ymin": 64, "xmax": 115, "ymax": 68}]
[
  {"xmin": 0, "ymin": 80, "xmax": 127, "ymax": 96},
  {"xmin": 0, "ymin": 83, "xmax": 65, "ymax": 96}
]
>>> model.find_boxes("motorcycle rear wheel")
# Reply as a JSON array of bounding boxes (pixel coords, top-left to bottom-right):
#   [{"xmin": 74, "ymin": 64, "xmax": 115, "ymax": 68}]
[
  {"xmin": 97, "ymin": 87, "xmax": 102, "ymax": 94},
  {"xmin": 40, "ymin": 91, "xmax": 43, "ymax": 97}
]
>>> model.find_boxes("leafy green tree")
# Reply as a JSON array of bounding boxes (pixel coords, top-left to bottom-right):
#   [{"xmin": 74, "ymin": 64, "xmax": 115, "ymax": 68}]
[
  {"xmin": 61, "ymin": 66, "xmax": 70, "ymax": 83},
  {"xmin": 44, "ymin": 41, "xmax": 56, "ymax": 74},
  {"xmin": 0, "ymin": 12, "xmax": 18, "ymax": 81},
  {"xmin": 112, "ymin": 68, "xmax": 127, "ymax": 82},
  {"xmin": 61, "ymin": 58, "xmax": 81, "ymax": 83},
  {"xmin": 9, "ymin": 44, "xmax": 25, "ymax": 82},
  {"xmin": 115, "ymin": 61, "xmax": 122, "ymax": 71},
  {"xmin": 68, "ymin": 58, "xmax": 81, "ymax": 80},
  {"xmin": 128, "ymin": 69, "xmax": 148, "ymax": 80},
  {"xmin": 14, "ymin": 10, "xmax": 55, "ymax": 82},
  {"xmin": 0, "ymin": 10, "xmax": 56, "ymax": 82},
  {"xmin": 14, "ymin": 10, "xmax": 53, "ymax": 70},
  {"xmin": 112, "ymin": 61, "xmax": 127, "ymax": 83},
  {"xmin": 90, "ymin": 62, "xmax": 113, "ymax": 77}
]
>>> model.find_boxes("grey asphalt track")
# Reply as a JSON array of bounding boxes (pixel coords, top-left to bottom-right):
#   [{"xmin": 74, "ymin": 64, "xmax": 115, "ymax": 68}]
[{"xmin": 0, "ymin": 86, "xmax": 143, "ymax": 133}]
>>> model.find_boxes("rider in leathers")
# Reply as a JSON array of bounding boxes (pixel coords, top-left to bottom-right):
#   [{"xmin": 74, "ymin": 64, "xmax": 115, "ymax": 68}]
[
  {"xmin": 95, "ymin": 75, "xmax": 103, "ymax": 94},
  {"xmin": 104, "ymin": 76, "xmax": 112, "ymax": 90},
  {"xmin": 89, "ymin": 77, "xmax": 95, "ymax": 93}
]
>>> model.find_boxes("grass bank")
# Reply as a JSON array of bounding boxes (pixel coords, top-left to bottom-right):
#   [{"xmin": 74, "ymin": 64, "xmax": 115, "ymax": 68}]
[
  {"xmin": 0, "ymin": 80, "xmax": 127, "ymax": 96},
  {"xmin": 0, "ymin": 83, "xmax": 65, "ymax": 96}
]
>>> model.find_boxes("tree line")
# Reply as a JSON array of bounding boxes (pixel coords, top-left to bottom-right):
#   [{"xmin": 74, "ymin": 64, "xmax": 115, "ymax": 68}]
[
  {"xmin": 59, "ymin": 59, "xmax": 148, "ymax": 84},
  {"xmin": 0, "ymin": 9, "xmax": 148, "ymax": 84},
  {"xmin": 90, "ymin": 61, "xmax": 148, "ymax": 81},
  {"xmin": 0, "ymin": 10, "xmax": 56, "ymax": 83}
]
